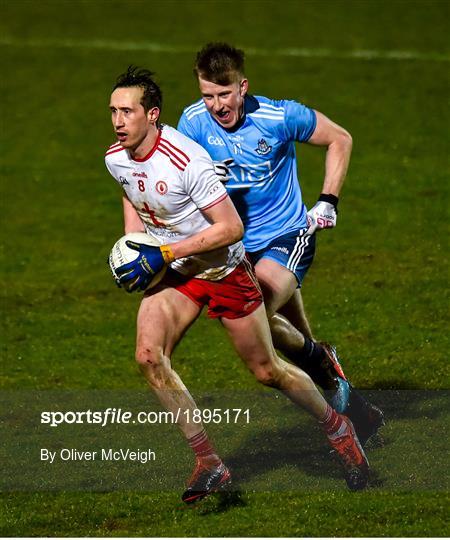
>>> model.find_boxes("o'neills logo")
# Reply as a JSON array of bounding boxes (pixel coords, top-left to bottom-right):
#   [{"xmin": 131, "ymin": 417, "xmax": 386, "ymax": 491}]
[{"xmin": 132, "ymin": 171, "xmax": 148, "ymax": 178}]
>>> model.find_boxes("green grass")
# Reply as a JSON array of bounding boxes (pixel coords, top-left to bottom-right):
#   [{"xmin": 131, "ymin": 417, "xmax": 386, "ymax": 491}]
[
  {"xmin": 1, "ymin": 491, "xmax": 448, "ymax": 537},
  {"xmin": 1, "ymin": 0, "xmax": 449, "ymax": 536}
]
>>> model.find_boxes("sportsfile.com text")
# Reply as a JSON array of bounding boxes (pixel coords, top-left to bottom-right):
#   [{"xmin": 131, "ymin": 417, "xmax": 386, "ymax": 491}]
[{"xmin": 40, "ymin": 408, "xmax": 251, "ymax": 427}]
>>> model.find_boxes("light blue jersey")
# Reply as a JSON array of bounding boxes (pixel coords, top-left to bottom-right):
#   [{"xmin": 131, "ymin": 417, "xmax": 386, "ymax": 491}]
[{"xmin": 177, "ymin": 95, "xmax": 316, "ymax": 252}]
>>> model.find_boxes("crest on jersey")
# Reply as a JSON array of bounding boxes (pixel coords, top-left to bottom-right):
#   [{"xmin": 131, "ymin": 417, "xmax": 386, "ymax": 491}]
[
  {"xmin": 156, "ymin": 181, "xmax": 168, "ymax": 195},
  {"xmin": 119, "ymin": 176, "xmax": 129, "ymax": 186},
  {"xmin": 255, "ymin": 138, "xmax": 272, "ymax": 155}
]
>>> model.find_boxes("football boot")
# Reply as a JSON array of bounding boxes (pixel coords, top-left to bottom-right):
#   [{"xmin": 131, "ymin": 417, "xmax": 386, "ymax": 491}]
[
  {"xmin": 344, "ymin": 385, "xmax": 385, "ymax": 447},
  {"xmin": 182, "ymin": 458, "xmax": 231, "ymax": 504},
  {"xmin": 320, "ymin": 344, "xmax": 385, "ymax": 445},
  {"xmin": 319, "ymin": 343, "xmax": 351, "ymax": 413}
]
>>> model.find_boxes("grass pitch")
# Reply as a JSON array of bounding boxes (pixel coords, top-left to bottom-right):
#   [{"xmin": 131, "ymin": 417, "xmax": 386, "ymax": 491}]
[{"xmin": 1, "ymin": 0, "xmax": 449, "ymax": 536}]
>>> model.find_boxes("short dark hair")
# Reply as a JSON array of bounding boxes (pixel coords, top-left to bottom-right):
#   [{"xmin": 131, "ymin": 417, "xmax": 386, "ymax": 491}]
[
  {"xmin": 113, "ymin": 66, "xmax": 162, "ymax": 113},
  {"xmin": 194, "ymin": 42, "xmax": 245, "ymax": 85}
]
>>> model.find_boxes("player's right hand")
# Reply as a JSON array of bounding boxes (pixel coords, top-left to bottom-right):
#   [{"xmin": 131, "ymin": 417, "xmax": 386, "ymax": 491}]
[
  {"xmin": 213, "ymin": 159, "xmax": 235, "ymax": 183},
  {"xmin": 306, "ymin": 194, "xmax": 339, "ymax": 235}
]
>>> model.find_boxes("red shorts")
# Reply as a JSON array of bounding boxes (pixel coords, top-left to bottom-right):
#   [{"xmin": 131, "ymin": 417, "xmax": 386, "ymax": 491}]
[{"xmin": 169, "ymin": 258, "xmax": 263, "ymax": 319}]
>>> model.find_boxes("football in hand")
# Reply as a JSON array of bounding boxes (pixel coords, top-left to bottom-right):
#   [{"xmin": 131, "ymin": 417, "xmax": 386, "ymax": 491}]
[{"xmin": 108, "ymin": 232, "xmax": 167, "ymax": 291}]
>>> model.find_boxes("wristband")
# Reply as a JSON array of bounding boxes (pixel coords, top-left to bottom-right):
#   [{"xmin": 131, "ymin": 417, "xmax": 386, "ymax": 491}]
[
  {"xmin": 160, "ymin": 245, "xmax": 175, "ymax": 264},
  {"xmin": 318, "ymin": 193, "xmax": 339, "ymax": 211}
]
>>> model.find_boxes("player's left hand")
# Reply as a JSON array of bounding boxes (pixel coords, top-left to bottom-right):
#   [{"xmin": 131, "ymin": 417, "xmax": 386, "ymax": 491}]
[
  {"xmin": 306, "ymin": 194, "xmax": 339, "ymax": 235},
  {"xmin": 115, "ymin": 241, "xmax": 173, "ymax": 293}
]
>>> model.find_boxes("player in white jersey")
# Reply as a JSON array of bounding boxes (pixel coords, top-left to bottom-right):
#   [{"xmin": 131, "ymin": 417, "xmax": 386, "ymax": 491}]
[
  {"xmin": 105, "ymin": 66, "xmax": 370, "ymax": 502},
  {"xmin": 178, "ymin": 43, "xmax": 384, "ymax": 447},
  {"xmin": 105, "ymin": 124, "xmax": 245, "ymax": 281}
]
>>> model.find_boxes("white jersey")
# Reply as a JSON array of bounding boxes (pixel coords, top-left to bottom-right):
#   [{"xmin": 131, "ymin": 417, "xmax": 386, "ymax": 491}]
[{"xmin": 105, "ymin": 124, "xmax": 244, "ymax": 280}]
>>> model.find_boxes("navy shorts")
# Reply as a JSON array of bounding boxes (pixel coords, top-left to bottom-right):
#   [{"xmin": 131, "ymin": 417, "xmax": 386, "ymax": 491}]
[{"xmin": 247, "ymin": 228, "xmax": 316, "ymax": 286}]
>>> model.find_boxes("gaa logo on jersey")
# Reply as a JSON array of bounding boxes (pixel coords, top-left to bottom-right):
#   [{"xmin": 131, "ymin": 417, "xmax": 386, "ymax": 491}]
[
  {"xmin": 155, "ymin": 180, "xmax": 168, "ymax": 195},
  {"xmin": 207, "ymin": 135, "xmax": 225, "ymax": 146}
]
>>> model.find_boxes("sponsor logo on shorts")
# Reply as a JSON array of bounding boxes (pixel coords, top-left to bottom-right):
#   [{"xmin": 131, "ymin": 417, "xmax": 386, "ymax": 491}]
[
  {"xmin": 243, "ymin": 301, "xmax": 255, "ymax": 311},
  {"xmin": 270, "ymin": 246, "xmax": 289, "ymax": 255}
]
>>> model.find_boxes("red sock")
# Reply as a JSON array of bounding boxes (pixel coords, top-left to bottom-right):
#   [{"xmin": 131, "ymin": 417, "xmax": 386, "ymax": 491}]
[
  {"xmin": 319, "ymin": 404, "xmax": 346, "ymax": 437},
  {"xmin": 188, "ymin": 429, "xmax": 221, "ymax": 466}
]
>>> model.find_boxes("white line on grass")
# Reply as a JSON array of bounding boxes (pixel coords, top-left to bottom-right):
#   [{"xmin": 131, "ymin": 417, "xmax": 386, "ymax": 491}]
[{"xmin": 1, "ymin": 37, "xmax": 449, "ymax": 62}]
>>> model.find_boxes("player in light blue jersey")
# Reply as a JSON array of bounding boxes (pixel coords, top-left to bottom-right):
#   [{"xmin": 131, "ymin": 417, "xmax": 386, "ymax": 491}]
[
  {"xmin": 178, "ymin": 43, "xmax": 384, "ymax": 446},
  {"xmin": 180, "ymin": 93, "xmax": 314, "ymax": 252}
]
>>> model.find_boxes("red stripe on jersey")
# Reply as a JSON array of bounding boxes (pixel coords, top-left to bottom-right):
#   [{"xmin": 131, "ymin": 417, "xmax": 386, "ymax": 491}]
[
  {"xmin": 158, "ymin": 140, "xmax": 189, "ymax": 170},
  {"xmin": 160, "ymin": 137, "xmax": 191, "ymax": 164},
  {"xmin": 132, "ymin": 130, "xmax": 162, "ymax": 162},
  {"xmin": 157, "ymin": 146, "xmax": 185, "ymax": 171},
  {"xmin": 109, "ymin": 142, "xmax": 121, "ymax": 149},
  {"xmin": 199, "ymin": 193, "xmax": 228, "ymax": 211},
  {"xmin": 105, "ymin": 146, "xmax": 125, "ymax": 157}
]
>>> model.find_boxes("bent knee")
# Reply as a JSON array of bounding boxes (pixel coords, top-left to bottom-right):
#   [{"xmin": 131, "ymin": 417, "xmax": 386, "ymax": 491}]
[
  {"xmin": 135, "ymin": 346, "xmax": 172, "ymax": 390},
  {"xmin": 135, "ymin": 344, "xmax": 163, "ymax": 367},
  {"xmin": 251, "ymin": 359, "xmax": 281, "ymax": 387},
  {"xmin": 135, "ymin": 346, "xmax": 171, "ymax": 384}
]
